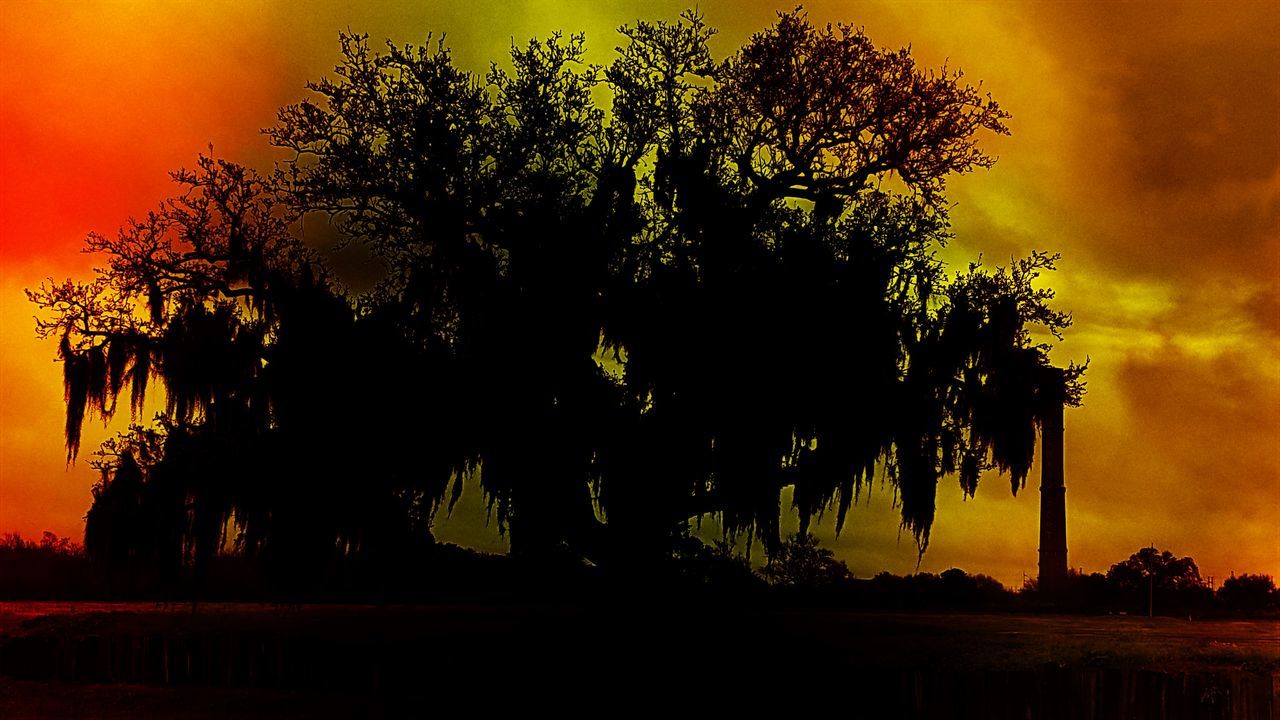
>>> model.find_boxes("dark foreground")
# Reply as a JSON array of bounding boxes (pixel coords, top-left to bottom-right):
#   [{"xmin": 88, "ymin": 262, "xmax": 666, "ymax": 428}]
[{"xmin": 0, "ymin": 603, "xmax": 1276, "ymax": 718}]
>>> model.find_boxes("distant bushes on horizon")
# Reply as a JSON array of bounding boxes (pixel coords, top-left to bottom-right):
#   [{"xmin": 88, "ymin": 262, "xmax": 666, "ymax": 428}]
[
  {"xmin": 0, "ymin": 530, "xmax": 1275, "ymax": 618},
  {"xmin": 0, "ymin": 532, "xmax": 82, "ymax": 555},
  {"xmin": 0, "ymin": 532, "xmax": 89, "ymax": 599}
]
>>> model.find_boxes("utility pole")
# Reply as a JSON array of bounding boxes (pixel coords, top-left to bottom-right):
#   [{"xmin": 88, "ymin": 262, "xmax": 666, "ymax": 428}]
[{"xmin": 1152, "ymin": 571, "xmax": 1162, "ymax": 617}]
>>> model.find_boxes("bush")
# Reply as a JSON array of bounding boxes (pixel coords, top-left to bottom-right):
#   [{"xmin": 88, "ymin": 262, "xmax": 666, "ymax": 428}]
[
  {"xmin": 0, "ymin": 532, "xmax": 92, "ymax": 599},
  {"xmin": 1217, "ymin": 574, "xmax": 1278, "ymax": 615}
]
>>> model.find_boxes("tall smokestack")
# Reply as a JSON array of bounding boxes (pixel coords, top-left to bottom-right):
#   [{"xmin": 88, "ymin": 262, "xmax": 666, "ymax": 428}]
[{"xmin": 1038, "ymin": 367, "xmax": 1068, "ymax": 592}]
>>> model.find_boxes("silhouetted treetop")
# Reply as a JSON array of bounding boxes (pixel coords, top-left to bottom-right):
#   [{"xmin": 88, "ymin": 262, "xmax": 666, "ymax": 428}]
[
  {"xmin": 1107, "ymin": 547, "xmax": 1206, "ymax": 593},
  {"xmin": 27, "ymin": 156, "xmax": 311, "ymax": 458},
  {"xmin": 720, "ymin": 11, "xmax": 1009, "ymax": 209},
  {"xmin": 1217, "ymin": 574, "xmax": 1278, "ymax": 614},
  {"xmin": 32, "ymin": 8, "xmax": 1082, "ymax": 577},
  {"xmin": 761, "ymin": 533, "xmax": 854, "ymax": 588}
]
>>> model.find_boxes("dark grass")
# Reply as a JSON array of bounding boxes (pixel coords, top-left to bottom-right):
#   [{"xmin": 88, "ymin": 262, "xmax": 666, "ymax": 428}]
[{"xmin": 1, "ymin": 603, "xmax": 1276, "ymax": 717}]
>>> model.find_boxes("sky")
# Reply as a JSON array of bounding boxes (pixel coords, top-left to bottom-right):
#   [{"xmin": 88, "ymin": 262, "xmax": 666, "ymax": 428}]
[{"xmin": 0, "ymin": 0, "xmax": 1276, "ymax": 588}]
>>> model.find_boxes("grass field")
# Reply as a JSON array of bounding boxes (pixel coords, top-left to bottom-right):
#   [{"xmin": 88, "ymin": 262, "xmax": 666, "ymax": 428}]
[{"xmin": 0, "ymin": 602, "xmax": 1276, "ymax": 718}]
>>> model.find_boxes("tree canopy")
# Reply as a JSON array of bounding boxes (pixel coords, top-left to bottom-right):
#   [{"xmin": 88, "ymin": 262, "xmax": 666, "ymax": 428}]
[
  {"xmin": 30, "ymin": 9, "xmax": 1082, "ymax": 580},
  {"xmin": 1106, "ymin": 547, "xmax": 1206, "ymax": 593}
]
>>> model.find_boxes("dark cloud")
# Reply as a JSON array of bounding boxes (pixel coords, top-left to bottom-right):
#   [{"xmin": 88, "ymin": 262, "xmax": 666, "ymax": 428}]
[{"xmin": 1020, "ymin": 1, "xmax": 1280, "ymax": 283}]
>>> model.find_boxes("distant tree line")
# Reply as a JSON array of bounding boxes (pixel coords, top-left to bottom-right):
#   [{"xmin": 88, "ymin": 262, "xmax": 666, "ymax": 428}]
[
  {"xmin": 743, "ymin": 537, "xmax": 1278, "ymax": 617},
  {"xmin": 2, "ymin": 531, "xmax": 1274, "ymax": 619},
  {"xmin": 0, "ymin": 533, "xmax": 87, "ymax": 599},
  {"xmin": 29, "ymin": 10, "xmax": 1085, "ymax": 589},
  {"xmin": 1027, "ymin": 546, "xmax": 1279, "ymax": 618}
]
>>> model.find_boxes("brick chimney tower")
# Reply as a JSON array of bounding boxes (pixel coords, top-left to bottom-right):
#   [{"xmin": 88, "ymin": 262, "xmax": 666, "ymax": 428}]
[{"xmin": 1038, "ymin": 366, "xmax": 1068, "ymax": 592}]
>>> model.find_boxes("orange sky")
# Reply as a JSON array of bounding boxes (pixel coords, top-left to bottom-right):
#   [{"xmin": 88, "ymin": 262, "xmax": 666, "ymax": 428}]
[{"xmin": 1, "ymin": 0, "xmax": 1276, "ymax": 587}]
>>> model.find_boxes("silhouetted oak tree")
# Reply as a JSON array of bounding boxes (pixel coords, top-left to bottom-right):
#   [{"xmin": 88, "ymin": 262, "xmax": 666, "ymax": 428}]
[{"xmin": 31, "ymin": 9, "xmax": 1082, "ymax": 579}]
